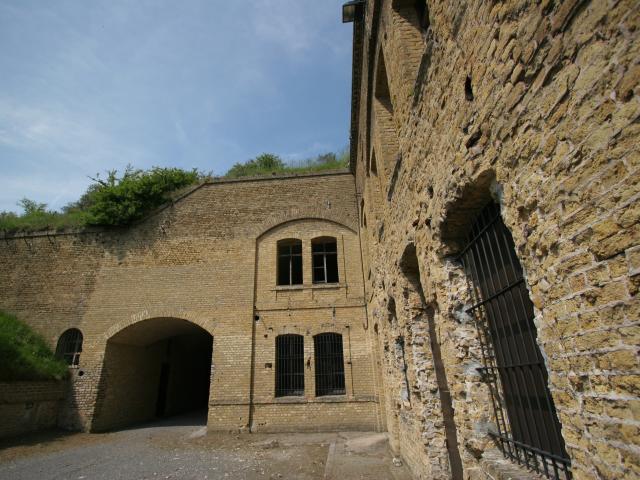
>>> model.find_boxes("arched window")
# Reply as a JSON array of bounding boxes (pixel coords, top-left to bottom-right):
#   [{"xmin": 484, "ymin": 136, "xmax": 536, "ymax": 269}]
[
  {"xmin": 277, "ymin": 239, "xmax": 303, "ymax": 285},
  {"xmin": 314, "ymin": 333, "xmax": 345, "ymax": 396},
  {"xmin": 275, "ymin": 334, "xmax": 304, "ymax": 397},
  {"xmin": 55, "ymin": 328, "xmax": 83, "ymax": 366},
  {"xmin": 460, "ymin": 202, "xmax": 570, "ymax": 477},
  {"xmin": 311, "ymin": 237, "xmax": 339, "ymax": 284}
]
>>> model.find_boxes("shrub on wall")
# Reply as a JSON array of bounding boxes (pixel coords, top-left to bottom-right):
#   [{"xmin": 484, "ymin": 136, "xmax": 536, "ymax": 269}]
[
  {"xmin": 0, "ymin": 150, "xmax": 348, "ymax": 233},
  {"xmin": 0, "ymin": 166, "xmax": 203, "ymax": 232},
  {"xmin": 82, "ymin": 166, "xmax": 201, "ymax": 226},
  {"xmin": 0, "ymin": 311, "xmax": 68, "ymax": 381}
]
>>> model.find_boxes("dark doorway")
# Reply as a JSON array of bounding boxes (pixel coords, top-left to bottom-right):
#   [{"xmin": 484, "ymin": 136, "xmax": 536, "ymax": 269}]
[
  {"xmin": 156, "ymin": 363, "xmax": 170, "ymax": 417},
  {"xmin": 93, "ymin": 318, "xmax": 213, "ymax": 432}
]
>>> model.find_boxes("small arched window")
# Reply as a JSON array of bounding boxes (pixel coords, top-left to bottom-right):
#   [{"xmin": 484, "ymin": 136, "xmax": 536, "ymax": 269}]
[
  {"xmin": 314, "ymin": 333, "xmax": 345, "ymax": 396},
  {"xmin": 312, "ymin": 237, "xmax": 339, "ymax": 284},
  {"xmin": 277, "ymin": 239, "xmax": 303, "ymax": 285},
  {"xmin": 55, "ymin": 328, "xmax": 83, "ymax": 366}
]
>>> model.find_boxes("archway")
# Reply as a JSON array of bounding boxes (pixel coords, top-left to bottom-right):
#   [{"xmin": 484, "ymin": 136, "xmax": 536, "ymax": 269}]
[{"xmin": 92, "ymin": 317, "xmax": 213, "ymax": 432}]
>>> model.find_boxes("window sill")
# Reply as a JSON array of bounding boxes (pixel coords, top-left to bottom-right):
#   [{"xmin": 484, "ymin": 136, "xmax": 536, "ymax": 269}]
[
  {"xmin": 271, "ymin": 395, "xmax": 348, "ymax": 404},
  {"xmin": 313, "ymin": 394, "xmax": 347, "ymax": 402},
  {"xmin": 274, "ymin": 284, "xmax": 305, "ymax": 291},
  {"xmin": 311, "ymin": 283, "xmax": 343, "ymax": 290},
  {"xmin": 272, "ymin": 283, "xmax": 345, "ymax": 292},
  {"xmin": 273, "ymin": 396, "xmax": 306, "ymax": 403}
]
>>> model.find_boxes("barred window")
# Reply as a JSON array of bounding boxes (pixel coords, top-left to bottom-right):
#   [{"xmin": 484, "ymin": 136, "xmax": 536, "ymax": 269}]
[
  {"xmin": 275, "ymin": 334, "xmax": 304, "ymax": 397},
  {"xmin": 312, "ymin": 237, "xmax": 339, "ymax": 284},
  {"xmin": 314, "ymin": 333, "xmax": 345, "ymax": 396},
  {"xmin": 55, "ymin": 328, "xmax": 83, "ymax": 366},
  {"xmin": 277, "ymin": 239, "xmax": 303, "ymax": 285},
  {"xmin": 460, "ymin": 202, "xmax": 570, "ymax": 479}
]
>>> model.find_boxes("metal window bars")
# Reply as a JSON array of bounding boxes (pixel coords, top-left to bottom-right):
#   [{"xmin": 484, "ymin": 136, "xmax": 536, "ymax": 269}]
[
  {"xmin": 459, "ymin": 202, "xmax": 571, "ymax": 480},
  {"xmin": 55, "ymin": 328, "xmax": 83, "ymax": 367},
  {"xmin": 314, "ymin": 333, "xmax": 346, "ymax": 396},
  {"xmin": 275, "ymin": 334, "xmax": 304, "ymax": 397},
  {"xmin": 312, "ymin": 239, "xmax": 339, "ymax": 284}
]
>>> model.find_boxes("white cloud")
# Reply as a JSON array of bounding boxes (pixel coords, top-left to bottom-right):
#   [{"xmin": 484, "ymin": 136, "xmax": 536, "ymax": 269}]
[{"xmin": 0, "ymin": 97, "xmax": 148, "ymax": 170}]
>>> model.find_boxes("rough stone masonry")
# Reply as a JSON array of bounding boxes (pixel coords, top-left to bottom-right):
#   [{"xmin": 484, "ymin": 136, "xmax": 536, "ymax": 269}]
[
  {"xmin": 350, "ymin": 0, "xmax": 639, "ymax": 479},
  {"xmin": 0, "ymin": 1, "xmax": 638, "ymax": 480}
]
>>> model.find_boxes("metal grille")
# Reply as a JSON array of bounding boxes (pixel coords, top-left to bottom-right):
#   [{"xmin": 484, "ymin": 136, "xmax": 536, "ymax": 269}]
[
  {"xmin": 55, "ymin": 328, "xmax": 83, "ymax": 366},
  {"xmin": 312, "ymin": 238, "xmax": 339, "ymax": 284},
  {"xmin": 277, "ymin": 240, "xmax": 303, "ymax": 285},
  {"xmin": 275, "ymin": 334, "xmax": 304, "ymax": 397},
  {"xmin": 459, "ymin": 202, "xmax": 571, "ymax": 479},
  {"xmin": 314, "ymin": 333, "xmax": 346, "ymax": 396}
]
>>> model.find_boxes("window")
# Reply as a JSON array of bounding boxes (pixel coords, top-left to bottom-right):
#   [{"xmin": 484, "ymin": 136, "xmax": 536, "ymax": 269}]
[
  {"xmin": 393, "ymin": 0, "xmax": 429, "ymax": 33},
  {"xmin": 55, "ymin": 328, "xmax": 83, "ymax": 366},
  {"xmin": 314, "ymin": 333, "xmax": 346, "ymax": 396},
  {"xmin": 277, "ymin": 239, "xmax": 303, "ymax": 285},
  {"xmin": 275, "ymin": 334, "xmax": 304, "ymax": 397},
  {"xmin": 460, "ymin": 202, "xmax": 570, "ymax": 479},
  {"xmin": 312, "ymin": 237, "xmax": 339, "ymax": 284},
  {"xmin": 414, "ymin": 0, "xmax": 429, "ymax": 32}
]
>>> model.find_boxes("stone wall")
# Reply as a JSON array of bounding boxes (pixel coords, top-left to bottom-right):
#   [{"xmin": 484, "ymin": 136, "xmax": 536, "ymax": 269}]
[
  {"xmin": 351, "ymin": 0, "xmax": 639, "ymax": 479},
  {"xmin": 0, "ymin": 382, "xmax": 66, "ymax": 438}
]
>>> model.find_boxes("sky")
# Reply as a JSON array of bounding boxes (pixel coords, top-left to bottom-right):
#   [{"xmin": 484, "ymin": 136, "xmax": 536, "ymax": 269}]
[{"xmin": 0, "ymin": 0, "xmax": 353, "ymax": 213}]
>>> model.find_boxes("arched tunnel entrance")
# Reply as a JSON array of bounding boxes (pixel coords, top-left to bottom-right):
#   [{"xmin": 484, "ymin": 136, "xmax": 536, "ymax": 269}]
[{"xmin": 92, "ymin": 318, "xmax": 213, "ymax": 432}]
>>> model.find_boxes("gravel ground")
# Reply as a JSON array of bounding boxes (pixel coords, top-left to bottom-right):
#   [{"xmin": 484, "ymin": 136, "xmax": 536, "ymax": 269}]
[{"xmin": 0, "ymin": 412, "xmax": 411, "ymax": 480}]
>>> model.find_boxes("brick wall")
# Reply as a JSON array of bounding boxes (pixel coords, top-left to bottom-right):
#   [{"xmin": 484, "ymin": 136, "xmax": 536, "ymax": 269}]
[
  {"xmin": 0, "ymin": 382, "xmax": 66, "ymax": 438},
  {"xmin": 0, "ymin": 172, "xmax": 378, "ymax": 434},
  {"xmin": 352, "ymin": 0, "xmax": 639, "ymax": 479}
]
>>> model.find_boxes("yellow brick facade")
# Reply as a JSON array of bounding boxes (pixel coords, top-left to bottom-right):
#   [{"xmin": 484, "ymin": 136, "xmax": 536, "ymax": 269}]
[{"xmin": 0, "ymin": 173, "xmax": 379, "ymax": 434}]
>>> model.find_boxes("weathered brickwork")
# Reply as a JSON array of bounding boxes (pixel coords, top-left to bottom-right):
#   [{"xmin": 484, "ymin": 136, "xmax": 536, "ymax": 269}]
[
  {"xmin": 0, "ymin": 172, "xmax": 379, "ymax": 435},
  {"xmin": 0, "ymin": 381, "xmax": 65, "ymax": 438},
  {"xmin": 350, "ymin": 0, "xmax": 639, "ymax": 479}
]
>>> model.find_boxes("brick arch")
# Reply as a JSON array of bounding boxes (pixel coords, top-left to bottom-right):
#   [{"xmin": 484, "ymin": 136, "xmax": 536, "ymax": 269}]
[
  {"xmin": 101, "ymin": 310, "xmax": 215, "ymax": 344},
  {"xmin": 254, "ymin": 208, "xmax": 358, "ymax": 240}
]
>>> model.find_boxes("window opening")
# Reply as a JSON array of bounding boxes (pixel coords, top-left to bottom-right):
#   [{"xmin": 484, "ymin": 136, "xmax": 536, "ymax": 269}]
[
  {"xmin": 55, "ymin": 328, "xmax": 83, "ymax": 366},
  {"xmin": 465, "ymin": 76, "xmax": 474, "ymax": 101},
  {"xmin": 414, "ymin": 0, "xmax": 429, "ymax": 31},
  {"xmin": 312, "ymin": 238, "xmax": 339, "ymax": 284},
  {"xmin": 371, "ymin": 152, "xmax": 379, "ymax": 176},
  {"xmin": 275, "ymin": 334, "xmax": 304, "ymax": 397},
  {"xmin": 314, "ymin": 333, "xmax": 346, "ymax": 396},
  {"xmin": 395, "ymin": 337, "xmax": 411, "ymax": 406},
  {"xmin": 460, "ymin": 202, "xmax": 571, "ymax": 479},
  {"xmin": 277, "ymin": 239, "xmax": 303, "ymax": 285}
]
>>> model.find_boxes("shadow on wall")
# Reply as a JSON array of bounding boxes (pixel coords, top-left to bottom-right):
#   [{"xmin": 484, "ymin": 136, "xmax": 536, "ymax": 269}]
[{"xmin": 398, "ymin": 242, "xmax": 464, "ymax": 480}]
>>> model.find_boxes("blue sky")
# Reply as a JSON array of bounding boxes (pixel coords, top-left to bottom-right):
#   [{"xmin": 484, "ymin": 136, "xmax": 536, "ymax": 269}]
[{"xmin": 0, "ymin": 0, "xmax": 353, "ymax": 212}]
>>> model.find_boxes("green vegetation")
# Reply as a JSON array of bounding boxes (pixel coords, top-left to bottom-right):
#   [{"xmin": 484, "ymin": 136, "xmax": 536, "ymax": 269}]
[
  {"xmin": 0, "ymin": 311, "xmax": 69, "ymax": 381},
  {"xmin": 0, "ymin": 198, "xmax": 87, "ymax": 233},
  {"xmin": 225, "ymin": 150, "xmax": 349, "ymax": 179},
  {"xmin": 77, "ymin": 166, "xmax": 201, "ymax": 226},
  {"xmin": 0, "ymin": 166, "xmax": 205, "ymax": 233},
  {"xmin": 0, "ymin": 148, "xmax": 349, "ymax": 233}
]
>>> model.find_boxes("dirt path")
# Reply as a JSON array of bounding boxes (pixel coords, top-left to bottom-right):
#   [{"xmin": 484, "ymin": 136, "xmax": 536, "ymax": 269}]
[{"xmin": 0, "ymin": 413, "xmax": 411, "ymax": 480}]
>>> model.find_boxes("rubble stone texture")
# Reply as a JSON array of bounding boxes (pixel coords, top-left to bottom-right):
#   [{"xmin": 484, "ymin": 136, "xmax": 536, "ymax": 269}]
[
  {"xmin": 0, "ymin": 1, "xmax": 638, "ymax": 479},
  {"xmin": 352, "ymin": 0, "xmax": 639, "ymax": 479}
]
